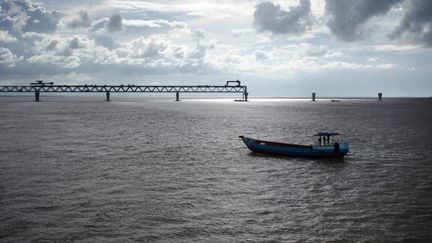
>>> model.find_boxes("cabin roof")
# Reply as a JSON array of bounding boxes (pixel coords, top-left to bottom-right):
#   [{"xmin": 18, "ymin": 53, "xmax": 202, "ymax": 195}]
[{"xmin": 313, "ymin": 132, "xmax": 340, "ymax": 136}]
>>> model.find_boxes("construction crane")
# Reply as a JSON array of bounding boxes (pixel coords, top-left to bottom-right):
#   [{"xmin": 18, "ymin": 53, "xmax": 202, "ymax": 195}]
[
  {"xmin": 30, "ymin": 80, "xmax": 54, "ymax": 86},
  {"xmin": 225, "ymin": 80, "xmax": 241, "ymax": 86}
]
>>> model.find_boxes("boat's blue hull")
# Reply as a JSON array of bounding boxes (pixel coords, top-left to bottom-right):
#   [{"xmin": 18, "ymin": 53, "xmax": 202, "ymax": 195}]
[{"xmin": 239, "ymin": 136, "xmax": 349, "ymax": 158}]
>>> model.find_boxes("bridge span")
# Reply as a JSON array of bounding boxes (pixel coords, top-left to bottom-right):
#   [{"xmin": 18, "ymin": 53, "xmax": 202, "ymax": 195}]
[{"xmin": 0, "ymin": 81, "xmax": 248, "ymax": 102}]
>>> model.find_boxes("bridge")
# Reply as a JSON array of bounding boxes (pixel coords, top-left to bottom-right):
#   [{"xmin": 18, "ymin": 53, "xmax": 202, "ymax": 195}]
[{"xmin": 0, "ymin": 81, "xmax": 248, "ymax": 102}]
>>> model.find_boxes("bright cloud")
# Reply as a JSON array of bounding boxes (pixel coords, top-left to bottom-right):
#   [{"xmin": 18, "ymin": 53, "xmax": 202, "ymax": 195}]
[
  {"xmin": 0, "ymin": 30, "xmax": 17, "ymax": 42},
  {"xmin": 0, "ymin": 47, "xmax": 19, "ymax": 67}
]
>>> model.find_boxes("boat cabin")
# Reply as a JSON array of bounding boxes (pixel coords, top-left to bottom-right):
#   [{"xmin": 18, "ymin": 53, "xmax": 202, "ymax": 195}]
[{"xmin": 314, "ymin": 132, "xmax": 341, "ymax": 146}]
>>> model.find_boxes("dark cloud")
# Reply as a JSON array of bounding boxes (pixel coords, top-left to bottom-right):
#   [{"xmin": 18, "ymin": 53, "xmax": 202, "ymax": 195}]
[
  {"xmin": 253, "ymin": 0, "xmax": 313, "ymax": 35},
  {"xmin": 389, "ymin": 0, "xmax": 432, "ymax": 47},
  {"xmin": 106, "ymin": 14, "xmax": 124, "ymax": 33},
  {"xmin": 0, "ymin": 0, "xmax": 61, "ymax": 34},
  {"xmin": 325, "ymin": 0, "xmax": 402, "ymax": 41},
  {"xmin": 67, "ymin": 10, "xmax": 91, "ymax": 29}
]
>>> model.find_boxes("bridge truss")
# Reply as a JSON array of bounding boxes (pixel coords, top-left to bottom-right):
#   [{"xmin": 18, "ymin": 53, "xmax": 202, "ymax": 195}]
[{"xmin": 0, "ymin": 84, "xmax": 249, "ymax": 102}]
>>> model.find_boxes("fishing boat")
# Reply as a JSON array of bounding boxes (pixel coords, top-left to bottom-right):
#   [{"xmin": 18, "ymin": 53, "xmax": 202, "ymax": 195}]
[{"xmin": 239, "ymin": 132, "xmax": 349, "ymax": 158}]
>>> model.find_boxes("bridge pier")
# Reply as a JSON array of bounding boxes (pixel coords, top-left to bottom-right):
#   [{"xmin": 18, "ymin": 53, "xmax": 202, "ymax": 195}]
[
  {"xmin": 176, "ymin": 91, "xmax": 180, "ymax": 101},
  {"xmin": 378, "ymin": 92, "xmax": 382, "ymax": 101},
  {"xmin": 106, "ymin": 91, "xmax": 110, "ymax": 101},
  {"xmin": 312, "ymin": 92, "xmax": 316, "ymax": 101},
  {"xmin": 35, "ymin": 90, "xmax": 40, "ymax": 102},
  {"xmin": 243, "ymin": 91, "xmax": 248, "ymax": 101}
]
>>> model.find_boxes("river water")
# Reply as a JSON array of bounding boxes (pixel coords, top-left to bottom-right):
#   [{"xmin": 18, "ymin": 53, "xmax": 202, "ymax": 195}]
[{"xmin": 1, "ymin": 96, "xmax": 431, "ymax": 242}]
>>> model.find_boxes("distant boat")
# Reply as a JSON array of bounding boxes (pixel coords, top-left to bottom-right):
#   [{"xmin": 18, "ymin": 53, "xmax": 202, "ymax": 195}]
[
  {"xmin": 239, "ymin": 132, "xmax": 349, "ymax": 158},
  {"xmin": 331, "ymin": 99, "xmax": 340, "ymax": 102}
]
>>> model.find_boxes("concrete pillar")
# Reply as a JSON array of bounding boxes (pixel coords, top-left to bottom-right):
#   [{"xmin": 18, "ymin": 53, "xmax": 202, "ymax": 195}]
[
  {"xmin": 35, "ymin": 90, "xmax": 40, "ymax": 102},
  {"xmin": 106, "ymin": 91, "xmax": 110, "ymax": 101},
  {"xmin": 312, "ymin": 92, "xmax": 316, "ymax": 101},
  {"xmin": 176, "ymin": 91, "xmax": 180, "ymax": 101},
  {"xmin": 378, "ymin": 92, "xmax": 382, "ymax": 101},
  {"xmin": 244, "ymin": 91, "xmax": 248, "ymax": 101}
]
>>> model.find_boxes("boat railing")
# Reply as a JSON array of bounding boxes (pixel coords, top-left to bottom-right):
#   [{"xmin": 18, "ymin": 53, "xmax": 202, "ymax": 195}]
[{"xmin": 313, "ymin": 137, "xmax": 347, "ymax": 146}]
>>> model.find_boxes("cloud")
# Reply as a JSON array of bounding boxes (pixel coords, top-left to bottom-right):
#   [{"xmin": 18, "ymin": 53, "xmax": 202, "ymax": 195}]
[
  {"xmin": 68, "ymin": 37, "xmax": 88, "ymax": 49},
  {"xmin": 0, "ymin": 0, "xmax": 62, "ymax": 45},
  {"xmin": 28, "ymin": 54, "xmax": 80, "ymax": 69},
  {"xmin": 194, "ymin": 29, "xmax": 205, "ymax": 41},
  {"xmin": 325, "ymin": 0, "xmax": 402, "ymax": 41},
  {"xmin": 188, "ymin": 31, "xmax": 214, "ymax": 59},
  {"xmin": 188, "ymin": 43, "xmax": 208, "ymax": 59},
  {"xmin": 90, "ymin": 18, "xmax": 106, "ymax": 32},
  {"xmin": 321, "ymin": 61, "xmax": 396, "ymax": 70},
  {"xmin": 0, "ymin": 1, "xmax": 63, "ymax": 62},
  {"xmin": 106, "ymin": 14, "xmax": 124, "ymax": 33},
  {"xmin": 22, "ymin": 3, "xmax": 62, "ymax": 33},
  {"xmin": 0, "ymin": 0, "xmax": 61, "ymax": 34},
  {"xmin": 0, "ymin": 30, "xmax": 17, "ymax": 42},
  {"xmin": 301, "ymin": 43, "xmax": 328, "ymax": 57},
  {"xmin": 254, "ymin": 0, "xmax": 313, "ymax": 35},
  {"xmin": 94, "ymin": 35, "xmax": 118, "ymax": 49},
  {"xmin": 389, "ymin": 0, "xmax": 432, "ymax": 47},
  {"xmin": 0, "ymin": 47, "xmax": 19, "ymax": 67},
  {"xmin": 66, "ymin": 10, "xmax": 92, "ymax": 29},
  {"xmin": 254, "ymin": 50, "xmax": 268, "ymax": 61},
  {"xmin": 123, "ymin": 19, "xmax": 187, "ymax": 29},
  {"xmin": 0, "ymin": 0, "xmax": 29, "ymax": 32},
  {"xmin": 26, "ymin": 34, "xmax": 100, "ymax": 68},
  {"xmin": 127, "ymin": 35, "xmax": 168, "ymax": 59},
  {"xmin": 91, "ymin": 16, "xmax": 188, "ymax": 37}
]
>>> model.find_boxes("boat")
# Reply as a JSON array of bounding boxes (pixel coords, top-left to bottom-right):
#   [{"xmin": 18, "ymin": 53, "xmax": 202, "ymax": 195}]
[
  {"xmin": 330, "ymin": 99, "xmax": 340, "ymax": 102},
  {"xmin": 239, "ymin": 132, "xmax": 349, "ymax": 158}
]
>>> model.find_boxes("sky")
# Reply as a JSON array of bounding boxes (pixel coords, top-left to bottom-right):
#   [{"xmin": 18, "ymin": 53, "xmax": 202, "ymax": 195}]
[{"xmin": 0, "ymin": 0, "xmax": 431, "ymax": 97}]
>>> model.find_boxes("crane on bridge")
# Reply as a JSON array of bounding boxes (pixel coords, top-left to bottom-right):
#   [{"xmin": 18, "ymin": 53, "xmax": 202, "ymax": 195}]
[
  {"xmin": 225, "ymin": 80, "xmax": 241, "ymax": 86},
  {"xmin": 30, "ymin": 80, "xmax": 54, "ymax": 86}
]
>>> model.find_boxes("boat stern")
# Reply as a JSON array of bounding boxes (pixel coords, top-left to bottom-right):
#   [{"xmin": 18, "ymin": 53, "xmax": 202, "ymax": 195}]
[{"xmin": 312, "ymin": 142, "xmax": 349, "ymax": 158}]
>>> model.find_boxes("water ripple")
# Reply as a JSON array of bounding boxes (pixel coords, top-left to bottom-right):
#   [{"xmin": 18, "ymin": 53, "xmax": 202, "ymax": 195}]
[{"xmin": 1, "ymin": 97, "xmax": 431, "ymax": 241}]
